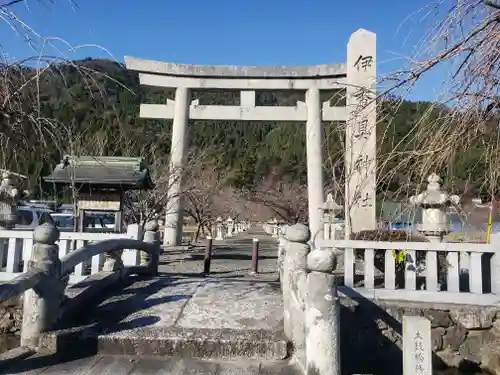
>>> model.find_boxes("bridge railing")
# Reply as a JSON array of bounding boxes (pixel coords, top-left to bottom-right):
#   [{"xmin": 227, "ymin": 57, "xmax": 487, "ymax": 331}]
[
  {"xmin": 0, "ymin": 221, "xmax": 160, "ymax": 350},
  {"xmin": 0, "ymin": 225, "xmax": 144, "ymax": 284},
  {"xmin": 314, "ymin": 237, "xmax": 500, "ymax": 305},
  {"xmin": 281, "ymin": 224, "xmax": 500, "ymax": 375}
]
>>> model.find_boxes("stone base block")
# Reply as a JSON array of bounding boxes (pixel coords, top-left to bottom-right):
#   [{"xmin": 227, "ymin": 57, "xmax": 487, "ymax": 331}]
[{"xmin": 39, "ymin": 326, "xmax": 289, "ymax": 361}]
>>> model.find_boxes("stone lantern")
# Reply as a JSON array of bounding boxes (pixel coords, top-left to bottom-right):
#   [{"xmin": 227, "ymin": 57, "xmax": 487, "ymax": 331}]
[
  {"xmin": 226, "ymin": 217, "xmax": 234, "ymax": 238},
  {"xmin": 321, "ymin": 193, "xmax": 342, "ymax": 241},
  {"xmin": 0, "ymin": 172, "xmax": 19, "ymax": 229},
  {"xmin": 215, "ymin": 217, "xmax": 224, "ymax": 240},
  {"xmin": 409, "ymin": 173, "xmax": 460, "ymax": 243}
]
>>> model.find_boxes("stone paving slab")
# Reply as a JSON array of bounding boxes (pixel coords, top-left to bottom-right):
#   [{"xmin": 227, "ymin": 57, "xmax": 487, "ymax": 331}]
[
  {"xmin": 176, "ymin": 280, "xmax": 283, "ymax": 330},
  {"xmin": 3, "ymin": 354, "xmax": 299, "ymax": 375},
  {"xmin": 95, "ymin": 277, "xmax": 205, "ymax": 328},
  {"xmin": 80, "ymin": 277, "xmax": 284, "ymax": 336}
]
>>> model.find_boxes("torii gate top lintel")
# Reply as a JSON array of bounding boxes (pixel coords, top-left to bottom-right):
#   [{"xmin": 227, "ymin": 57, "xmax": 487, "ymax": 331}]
[{"xmin": 124, "ymin": 56, "xmax": 347, "ymax": 79}]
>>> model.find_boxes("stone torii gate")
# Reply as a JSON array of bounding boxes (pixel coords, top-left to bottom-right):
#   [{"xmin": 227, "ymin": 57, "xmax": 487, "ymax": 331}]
[{"xmin": 125, "ymin": 28, "xmax": 377, "ymax": 245}]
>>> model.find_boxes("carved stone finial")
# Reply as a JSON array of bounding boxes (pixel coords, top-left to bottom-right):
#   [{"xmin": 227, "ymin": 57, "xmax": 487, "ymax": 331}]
[
  {"xmin": 427, "ymin": 173, "xmax": 441, "ymax": 190},
  {"xmin": 307, "ymin": 248, "xmax": 337, "ymax": 273},
  {"xmin": 322, "ymin": 193, "xmax": 342, "ymax": 211},
  {"xmin": 145, "ymin": 220, "xmax": 159, "ymax": 232},
  {"xmin": 33, "ymin": 223, "xmax": 60, "ymax": 244},
  {"xmin": 428, "ymin": 173, "xmax": 440, "ymax": 184},
  {"xmin": 10, "ymin": 188, "xmax": 19, "ymax": 199},
  {"xmin": 450, "ymin": 194, "xmax": 460, "ymax": 205},
  {"xmin": 284, "ymin": 223, "xmax": 310, "ymax": 243}
]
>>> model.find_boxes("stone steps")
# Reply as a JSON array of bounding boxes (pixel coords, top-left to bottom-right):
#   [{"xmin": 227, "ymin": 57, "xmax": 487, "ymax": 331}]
[
  {"xmin": 38, "ymin": 325, "xmax": 289, "ymax": 361},
  {"xmin": 37, "ymin": 277, "xmax": 288, "ymax": 361}
]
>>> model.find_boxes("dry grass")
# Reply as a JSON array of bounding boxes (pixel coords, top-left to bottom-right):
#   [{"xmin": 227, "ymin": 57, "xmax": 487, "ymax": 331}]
[{"xmin": 444, "ymin": 231, "xmax": 487, "ymax": 243}]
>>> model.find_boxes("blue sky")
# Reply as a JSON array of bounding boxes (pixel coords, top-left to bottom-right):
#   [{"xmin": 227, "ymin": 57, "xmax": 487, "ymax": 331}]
[{"xmin": 2, "ymin": 0, "xmax": 446, "ymax": 101}]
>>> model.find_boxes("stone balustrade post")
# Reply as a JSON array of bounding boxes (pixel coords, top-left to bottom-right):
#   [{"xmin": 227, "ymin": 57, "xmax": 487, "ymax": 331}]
[
  {"xmin": 0, "ymin": 172, "xmax": 19, "ymax": 268},
  {"xmin": 142, "ymin": 220, "xmax": 161, "ymax": 275},
  {"xmin": 103, "ymin": 222, "xmax": 129, "ymax": 271},
  {"xmin": 103, "ymin": 246, "xmax": 125, "ymax": 272},
  {"xmin": 282, "ymin": 223, "xmax": 310, "ymax": 371},
  {"xmin": 121, "ymin": 224, "xmax": 143, "ymax": 266},
  {"xmin": 158, "ymin": 218, "xmax": 165, "ymax": 243},
  {"xmin": 269, "ymin": 218, "xmax": 279, "ymax": 237},
  {"xmin": 306, "ymin": 246, "xmax": 340, "ymax": 375},
  {"xmin": 277, "ymin": 225, "xmax": 289, "ymax": 283},
  {"xmin": 21, "ymin": 223, "xmax": 67, "ymax": 348}
]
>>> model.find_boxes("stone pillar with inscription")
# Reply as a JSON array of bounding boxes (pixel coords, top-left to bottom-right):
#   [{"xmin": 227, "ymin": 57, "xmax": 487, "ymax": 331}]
[
  {"xmin": 403, "ymin": 316, "xmax": 432, "ymax": 375},
  {"xmin": 345, "ymin": 29, "xmax": 377, "ymax": 237}
]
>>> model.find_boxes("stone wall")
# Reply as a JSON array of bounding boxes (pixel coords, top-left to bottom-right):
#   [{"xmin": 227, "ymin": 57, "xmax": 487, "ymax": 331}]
[
  {"xmin": 340, "ymin": 297, "xmax": 500, "ymax": 375},
  {"xmin": 0, "ymin": 297, "xmax": 22, "ymax": 335},
  {"xmin": 0, "ymin": 296, "xmax": 22, "ymax": 354}
]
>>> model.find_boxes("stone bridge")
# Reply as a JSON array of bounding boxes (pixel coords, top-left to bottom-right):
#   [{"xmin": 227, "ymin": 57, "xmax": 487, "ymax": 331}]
[
  {"xmin": 0, "ymin": 222, "xmax": 299, "ymax": 375},
  {"xmin": 1, "ymin": 222, "xmax": 500, "ymax": 375}
]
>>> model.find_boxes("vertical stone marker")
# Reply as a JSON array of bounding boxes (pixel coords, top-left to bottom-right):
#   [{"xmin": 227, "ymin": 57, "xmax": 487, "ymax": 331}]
[
  {"xmin": 345, "ymin": 29, "xmax": 377, "ymax": 236},
  {"xmin": 403, "ymin": 316, "xmax": 432, "ymax": 375}
]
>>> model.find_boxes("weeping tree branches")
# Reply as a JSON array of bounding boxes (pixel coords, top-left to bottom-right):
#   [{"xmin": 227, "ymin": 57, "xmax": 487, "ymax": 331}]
[
  {"xmin": 248, "ymin": 175, "xmax": 308, "ymax": 224},
  {"xmin": 374, "ymin": 0, "xmax": 500, "ymax": 205},
  {"xmin": 0, "ymin": 0, "xmax": 132, "ymax": 188}
]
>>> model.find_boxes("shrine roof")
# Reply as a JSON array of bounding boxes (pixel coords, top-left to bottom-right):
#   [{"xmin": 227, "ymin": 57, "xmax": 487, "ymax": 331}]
[{"xmin": 43, "ymin": 156, "xmax": 154, "ymax": 190}]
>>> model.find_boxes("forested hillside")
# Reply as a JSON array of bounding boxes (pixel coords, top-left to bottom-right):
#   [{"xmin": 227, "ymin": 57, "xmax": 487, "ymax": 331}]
[{"xmin": 0, "ymin": 58, "xmax": 494, "ymax": 202}]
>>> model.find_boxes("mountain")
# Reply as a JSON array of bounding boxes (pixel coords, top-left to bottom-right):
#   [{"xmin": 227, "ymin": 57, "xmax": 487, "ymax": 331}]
[{"xmin": 0, "ymin": 58, "xmax": 493, "ymax": 200}]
